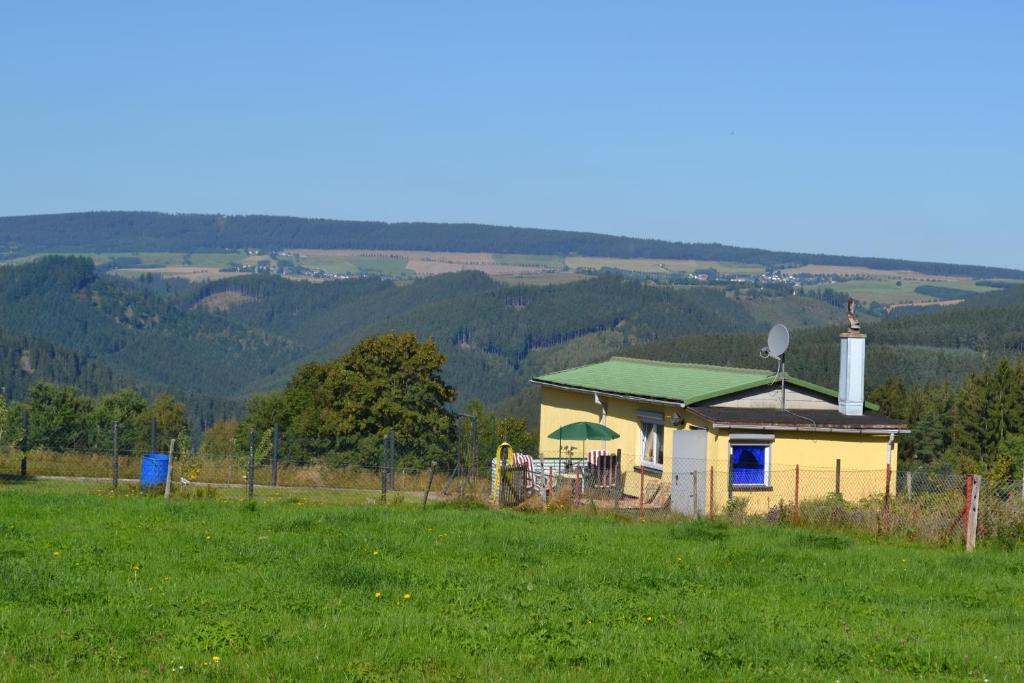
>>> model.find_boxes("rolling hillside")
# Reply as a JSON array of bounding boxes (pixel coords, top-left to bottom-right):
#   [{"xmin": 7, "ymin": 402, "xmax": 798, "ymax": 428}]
[
  {"xmin": 0, "ymin": 256, "xmax": 844, "ymax": 422},
  {"xmin": 3, "ymin": 253, "xmax": 1020, "ymax": 431},
  {"xmin": 3, "ymin": 211, "xmax": 1022, "ymax": 279}
]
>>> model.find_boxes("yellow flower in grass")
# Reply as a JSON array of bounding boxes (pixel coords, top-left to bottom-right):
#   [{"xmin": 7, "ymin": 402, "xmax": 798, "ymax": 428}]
[
  {"xmin": 132, "ymin": 564, "xmax": 140, "ymax": 572},
  {"xmin": 403, "ymin": 593, "xmax": 412, "ymax": 600},
  {"xmin": 372, "ymin": 550, "xmax": 379, "ymax": 556},
  {"xmin": 374, "ymin": 592, "xmax": 382, "ymax": 599},
  {"xmin": 212, "ymin": 656, "xmax": 220, "ymax": 663},
  {"xmin": 52, "ymin": 550, "xmax": 60, "ymax": 557}
]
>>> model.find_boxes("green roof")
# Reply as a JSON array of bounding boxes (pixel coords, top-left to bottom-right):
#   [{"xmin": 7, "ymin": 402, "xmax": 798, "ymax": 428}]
[{"xmin": 533, "ymin": 357, "xmax": 878, "ymax": 410}]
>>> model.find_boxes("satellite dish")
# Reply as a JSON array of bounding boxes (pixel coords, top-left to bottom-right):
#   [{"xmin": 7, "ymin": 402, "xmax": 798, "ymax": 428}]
[{"xmin": 767, "ymin": 323, "xmax": 790, "ymax": 360}]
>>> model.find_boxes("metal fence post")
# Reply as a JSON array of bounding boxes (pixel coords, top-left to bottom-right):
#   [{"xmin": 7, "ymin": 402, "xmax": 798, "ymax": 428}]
[
  {"xmin": 906, "ymin": 471, "xmax": 913, "ymax": 499},
  {"xmin": 271, "ymin": 425, "xmax": 280, "ymax": 487},
  {"xmin": 381, "ymin": 437, "xmax": 388, "ymax": 499},
  {"xmin": 966, "ymin": 475, "xmax": 981, "ymax": 552},
  {"xmin": 455, "ymin": 417, "xmax": 463, "ymax": 482},
  {"xmin": 470, "ymin": 416, "xmax": 478, "ymax": 482},
  {"xmin": 20, "ymin": 408, "xmax": 28, "ymax": 478},
  {"xmin": 112, "ymin": 421, "xmax": 119, "ymax": 489},
  {"xmin": 150, "ymin": 417, "xmax": 156, "ymax": 453},
  {"xmin": 882, "ymin": 463, "xmax": 892, "ymax": 532},
  {"xmin": 794, "ymin": 464, "xmax": 800, "ymax": 522},
  {"xmin": 389, "ymin": 431, "xmax": 396, "ymax": 491},
  {"xmin": 247, "ymin": 429, "xmax": 255, "ymax": 501}
]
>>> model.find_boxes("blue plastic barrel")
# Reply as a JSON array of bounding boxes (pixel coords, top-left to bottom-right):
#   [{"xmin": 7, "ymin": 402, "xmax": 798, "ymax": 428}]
[{"xmin": 140, "ymin": 453, "xmax": 169, "ymax": 489}]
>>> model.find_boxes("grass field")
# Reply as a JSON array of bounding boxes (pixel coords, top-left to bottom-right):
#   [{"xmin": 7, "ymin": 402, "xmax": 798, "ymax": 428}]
[
  {"xmin": 564, "ymin": 256, "xmax": 765, "ymax": 276},
  {"xmin": 1, "ymin": 481, "xmax": 1022, "ymax": 680},
  {"xmin": 805, "ymin": 278, "xmax": 1002, "ymax": 306}
]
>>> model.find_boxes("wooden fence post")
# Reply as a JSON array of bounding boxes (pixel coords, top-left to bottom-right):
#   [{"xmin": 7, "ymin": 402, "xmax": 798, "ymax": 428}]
[
  {"xmin": 834, "ymin": 458, "xmax": 841, "ymax": 496},
  {"xmin": 906, "ymin": 471, "xmax": 913, "ymax": 499},
  {"xmin": 966, "ymin": 475, "xmax": 981, "ymax": 551},
  {"xmin": 639, "ymin": 465, "xmax": 645, "ymax": 520},
  {"xmin": 164, "ymin": 438, "xmax": 176, "ymax": 500},
  {"xmin": 422, "ymin": 462, "xmax": 436, "ymax": 510},
  {"xmin": 575, "ymin": 464, "xmax": 582, "ymax": 507},
  {"xmin": 709, "ymin": 465, "xmax": 715, "ymax": 518},
  {"xmin": 965, "ymin": 474, "xmax": 981, "ymax": 551},
  {"xmin": 692, "ymin": 470, "xmax": 700, "ymax": 518}
]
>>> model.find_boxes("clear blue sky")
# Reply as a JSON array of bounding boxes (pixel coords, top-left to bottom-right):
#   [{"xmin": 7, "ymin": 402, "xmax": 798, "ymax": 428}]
[{"xmin": 1, "ymin": 2, "xmax": 1021, "ymax": 267}]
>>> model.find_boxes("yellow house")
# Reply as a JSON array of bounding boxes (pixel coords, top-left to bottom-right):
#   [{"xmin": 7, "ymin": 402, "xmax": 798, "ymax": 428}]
[{"xmin": 531, "ymin": 344, "xmax": 908, "ymax": 515}]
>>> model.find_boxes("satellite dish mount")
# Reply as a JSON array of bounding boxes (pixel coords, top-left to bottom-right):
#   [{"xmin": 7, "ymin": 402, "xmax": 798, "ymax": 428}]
[{"xmin": 764, "ymin": 324, "xmax": 790, "ymax": 410}]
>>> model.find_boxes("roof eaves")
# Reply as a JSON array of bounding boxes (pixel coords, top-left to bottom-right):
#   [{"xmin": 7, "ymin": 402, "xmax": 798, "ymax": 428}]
[
  {"xmin": 530, "ymin": 378, "xmax": 688, "ymax": 407},
  {"xmin": 783, "ymin": 376, "xmax": 881, "ymax": 412},
  {"xmin": 684, "ymin": 376, "xmax": 777, "ymax": 405}
]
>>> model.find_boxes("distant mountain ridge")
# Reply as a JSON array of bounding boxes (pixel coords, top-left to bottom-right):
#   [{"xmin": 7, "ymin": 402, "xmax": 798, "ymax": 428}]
[{"xmin": 2, "ymin": 211, "xmax": 1021, "ymax": 279}]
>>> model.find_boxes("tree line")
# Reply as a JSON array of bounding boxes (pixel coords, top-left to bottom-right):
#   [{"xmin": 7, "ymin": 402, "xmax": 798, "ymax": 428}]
[
  {"xmin": 870, "ymin": 357, "xmax": 1024, "ymax": 478},
  {"xmin": 0, "ymin": 385, "xmax": 189, "ymax": 455},
  {"xmin": 2, "ymin": 333, "xmax": 535, "ymax": 470}
]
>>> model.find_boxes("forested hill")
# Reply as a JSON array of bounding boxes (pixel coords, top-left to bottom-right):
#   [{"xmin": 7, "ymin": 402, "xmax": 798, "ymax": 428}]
[
  {"xmin": 0, "ymin": 330, "xmax": 124, "ymax": 400},
  {"xmin": 623, "ymin": 288, "xmax": 1024, "ymax": 392},
  {"xmin": 0, "ymin": 256, "xmax": 839, "ymax": 423},
  {"xmin": 186, "ymin": 270, "xmax": 766, "ymax": 403},
  {"xmin": 0, "ymin": 256, "xmax": 295, "ymax": 418},
  {"xmin": 5, "ymin": 254, "xmax": 1020, "ymax": 430},
  {"xmin": 3, "ymin": 211, "xmax": 1021, "ymax": 279}
]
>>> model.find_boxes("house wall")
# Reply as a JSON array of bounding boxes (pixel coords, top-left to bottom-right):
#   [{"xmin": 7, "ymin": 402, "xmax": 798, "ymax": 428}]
[
  {"xmin": 703, "ymin": 385, "xmax": 835, "ymax": 410},
  {"xmin": 538, "ymin": 386, "xmax": 681, "ymax": 500},
  {"xmin": 538, "ymin": 385, "xmax": 900, "ymax": 513},
  {"xmin": 688, "ymin": 415, "xmax": 899, "ymax": 514},
  {"xmin": 538, "ymin": 386, "xmax": 680, "ymax": 463}
]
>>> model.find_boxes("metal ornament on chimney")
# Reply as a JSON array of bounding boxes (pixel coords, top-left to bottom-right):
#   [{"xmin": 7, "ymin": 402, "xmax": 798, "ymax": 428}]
[{"xmin": 846, "ymin": 296, "xmax": 861, "ymax": 333}]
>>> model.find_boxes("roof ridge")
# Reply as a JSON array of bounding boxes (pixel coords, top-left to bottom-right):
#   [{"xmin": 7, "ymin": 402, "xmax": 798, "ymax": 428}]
[{"xmin": 609, "ymin": 356, "xmax": 772, "ymax": 375}]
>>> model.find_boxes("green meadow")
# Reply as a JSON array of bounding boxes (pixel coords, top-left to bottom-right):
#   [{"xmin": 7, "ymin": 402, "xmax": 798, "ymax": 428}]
[{"xmin": 1, "ymin": 480, "xmax": 1022, "ymax": 681}]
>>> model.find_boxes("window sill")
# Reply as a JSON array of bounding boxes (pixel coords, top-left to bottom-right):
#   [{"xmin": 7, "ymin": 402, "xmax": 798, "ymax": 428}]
[
  {"xmin": 633, "ymin": 464, "xmax": 664, "ymax": 477},
  {"xmin": 731, "ymin": 485, "xmax": 773, "ymax": 492}
]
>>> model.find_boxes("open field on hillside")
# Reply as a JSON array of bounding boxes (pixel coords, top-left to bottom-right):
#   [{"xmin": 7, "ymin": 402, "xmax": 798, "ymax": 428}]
[
  {"xmin": 492, "ymin": 271, "xmax": 592, "ymax": 286},
  {"xmin": 3, "ymin": 250, "xmax": 770, "ymax": 281},
  {"xmin": 2, "ymin": 480, "xmax": 1022, "ymax": 681},
  {"xmin": 565, "ymin": 255, "xmax": 765, "ymax": 276},
  {"xmin": 805, "ymin": 278, "xmax": 1002, "ymax": 306},
  {"xmin": 7, "ymin": 251, "xmax": 1021, "ymax": 299},
  {"xmin": 109, "ymin": 267, "xmax": 240, "ymax": 282},
  {"xmin": 781, "ymin": 264, "xmax": 977, "ymax": 280}
]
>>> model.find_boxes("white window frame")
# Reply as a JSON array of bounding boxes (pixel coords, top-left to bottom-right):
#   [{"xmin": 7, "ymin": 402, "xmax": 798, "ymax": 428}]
[
  {"xmin": 729, "ymin": 434, "xmax": 774, "ymax": 488},
  {"xmin": 637, "ymin": 411, "xmax": 665, "ymax": 470}
]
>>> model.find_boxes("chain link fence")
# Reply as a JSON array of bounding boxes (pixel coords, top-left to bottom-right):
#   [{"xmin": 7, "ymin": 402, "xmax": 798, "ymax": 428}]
[
  {"xmin": 5, "ymin": 429, "xmax": 1024, "ymax": 549},
  {"xmin": 489, "ymin": 455, "xmax": 1024, "ymax": 548}
]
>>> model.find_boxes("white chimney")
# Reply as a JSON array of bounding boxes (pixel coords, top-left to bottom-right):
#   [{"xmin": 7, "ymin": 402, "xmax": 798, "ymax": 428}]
[{"xmin": 838, "ymin": 331, "xmax": 866, "ymax": 416}]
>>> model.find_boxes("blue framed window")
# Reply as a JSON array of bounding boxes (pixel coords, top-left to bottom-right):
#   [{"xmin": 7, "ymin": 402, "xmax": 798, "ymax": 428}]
[{"xmin": 731, "ymin": 444, "xmax": 769, "ymax": 486}]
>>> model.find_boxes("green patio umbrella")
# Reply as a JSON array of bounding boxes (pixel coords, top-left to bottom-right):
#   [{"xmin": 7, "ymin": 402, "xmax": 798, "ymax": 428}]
[{"xmin": 548, "ymin": 421, "xmax": 620, "ymax": 459}]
